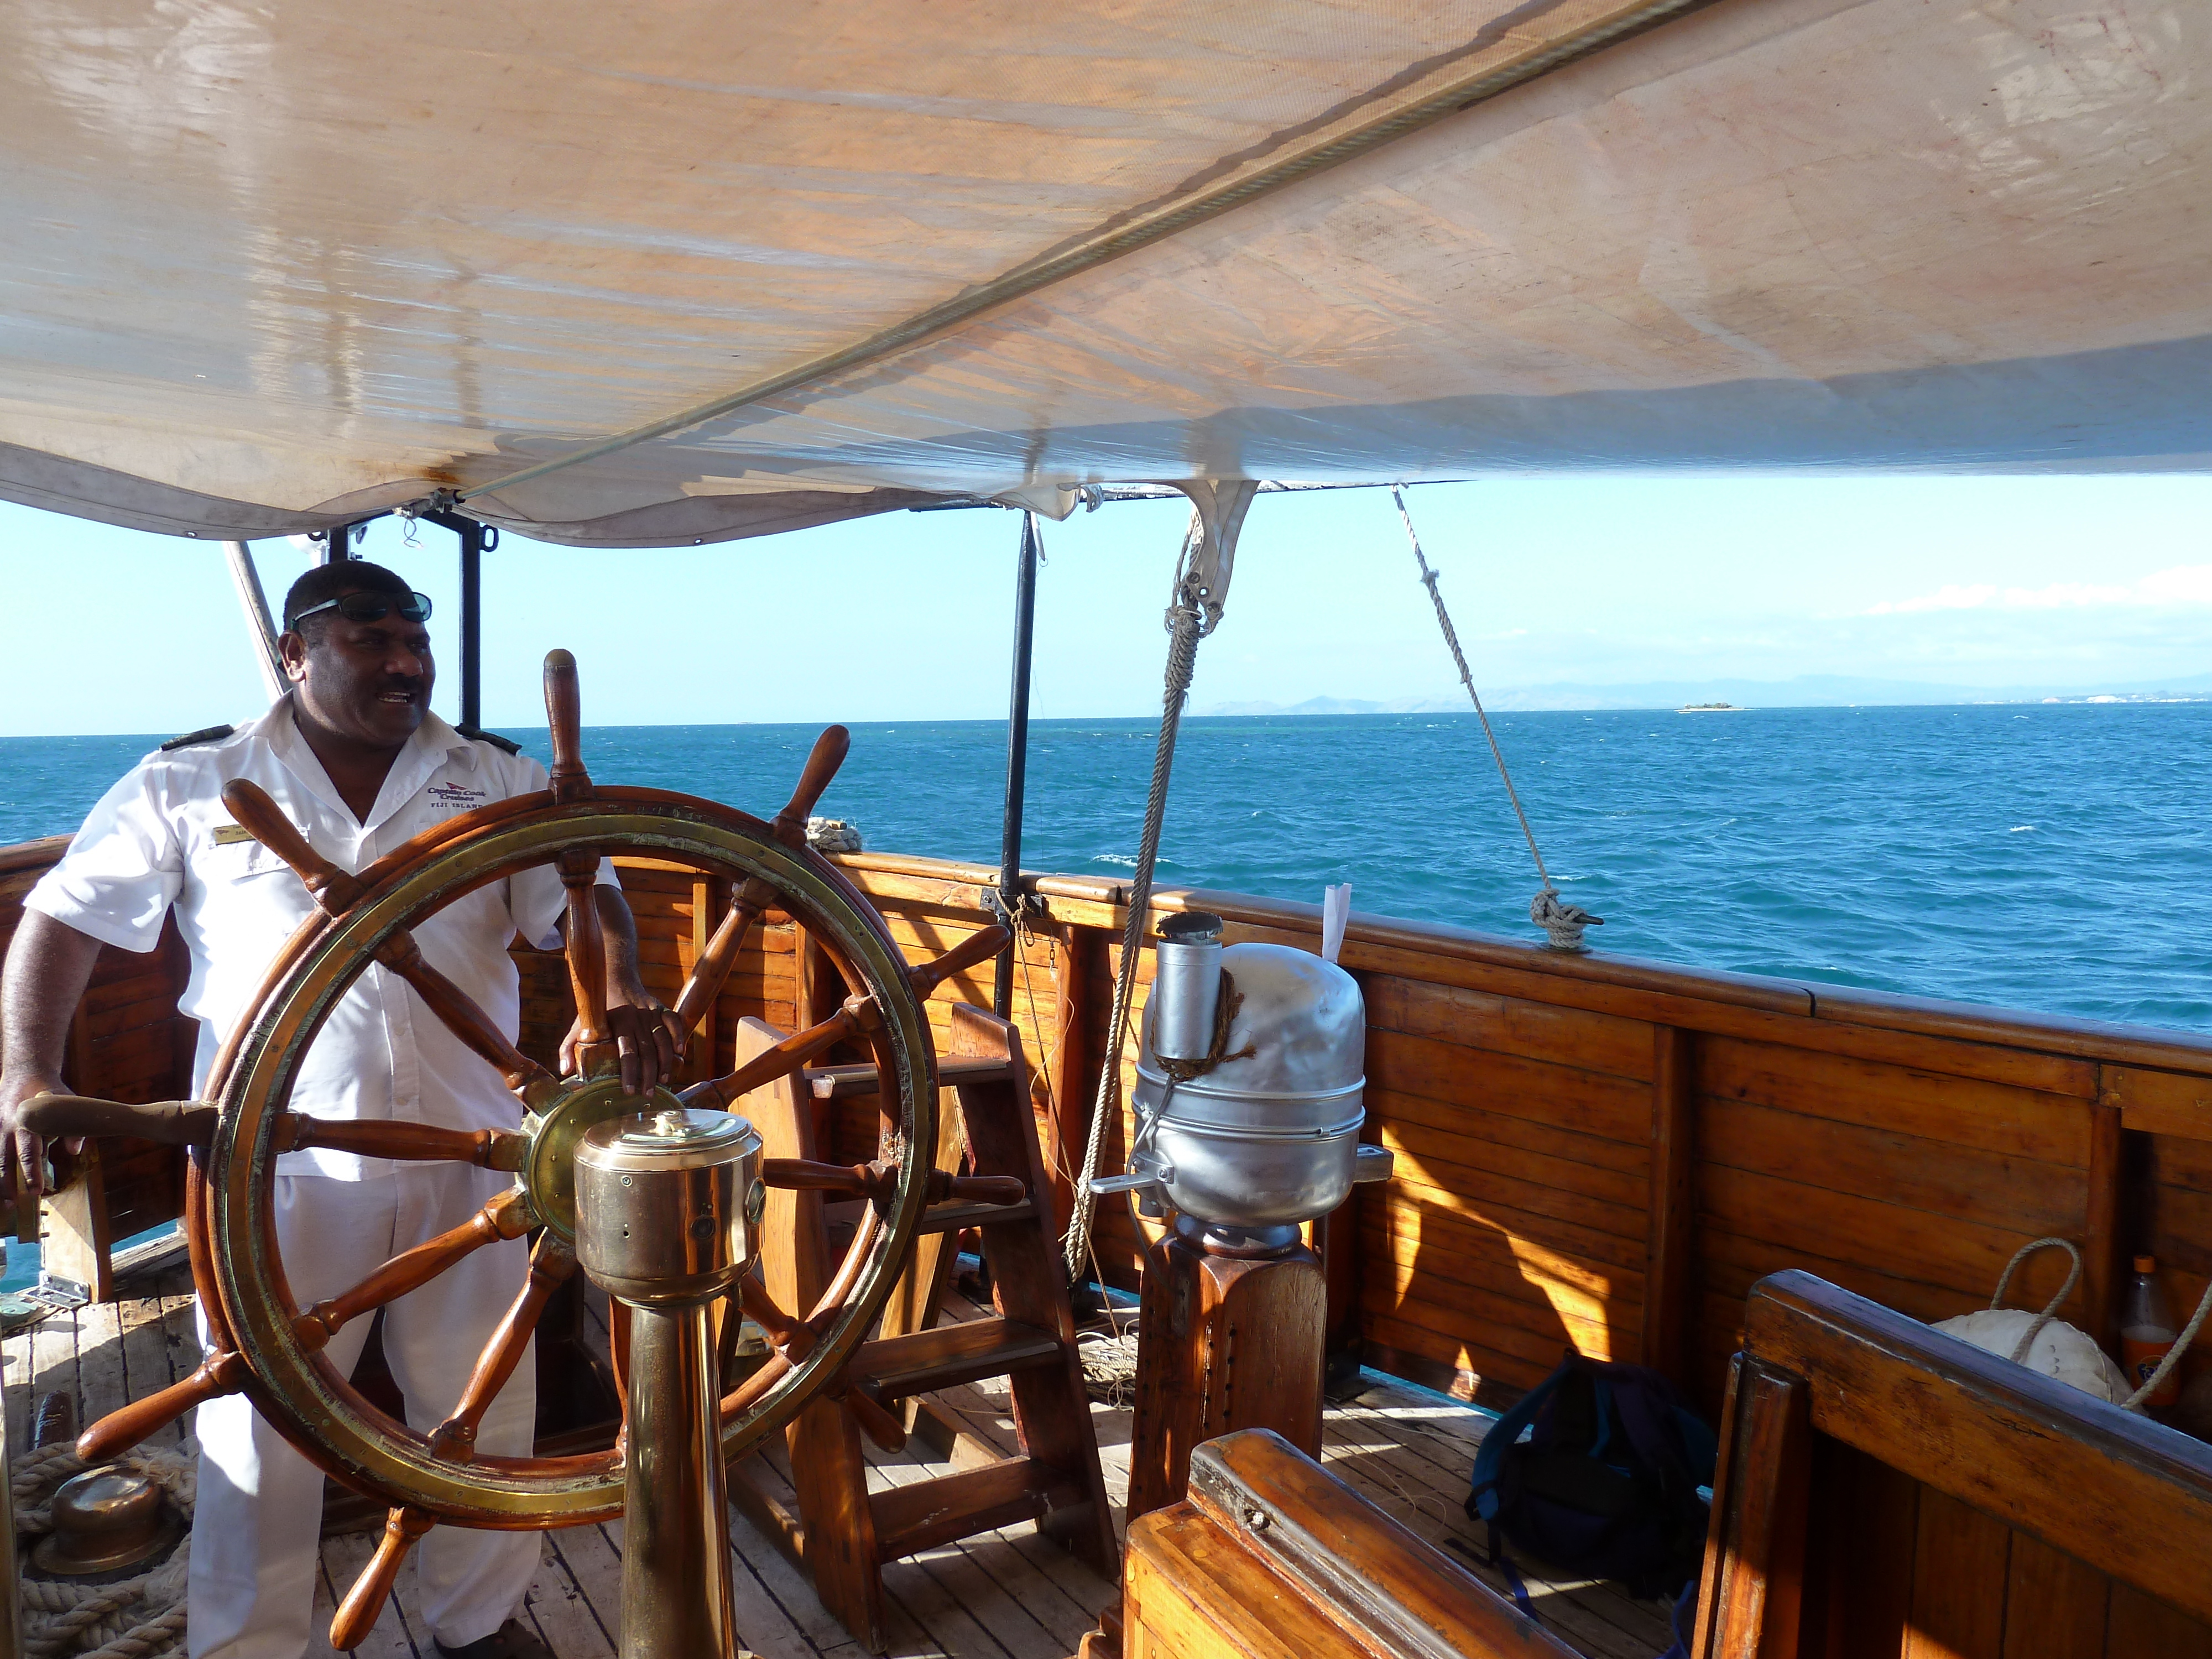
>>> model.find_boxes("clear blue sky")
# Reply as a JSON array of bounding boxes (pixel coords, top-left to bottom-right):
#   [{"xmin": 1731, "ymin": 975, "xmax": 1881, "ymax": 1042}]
[{"xmin": 2, "ymin": 474, "xmax": 2209, "ymax": 735}]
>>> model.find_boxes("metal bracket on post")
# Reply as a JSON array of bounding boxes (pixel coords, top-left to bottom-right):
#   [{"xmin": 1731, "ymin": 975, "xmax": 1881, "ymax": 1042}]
[{"xmin": 1168, "ymin": 480, "xmax": 1260, "ymax": 638}]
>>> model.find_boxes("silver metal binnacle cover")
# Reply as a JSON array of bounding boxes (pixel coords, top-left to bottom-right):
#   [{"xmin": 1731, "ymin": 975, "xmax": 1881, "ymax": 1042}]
[
  {"xmin": 1124, "ymin": 941, "xmax": 1379, "ymax": 1227},
  {"xmin": 573, "ymin": 1108, "xmax": 764, "ymax": 1306}
]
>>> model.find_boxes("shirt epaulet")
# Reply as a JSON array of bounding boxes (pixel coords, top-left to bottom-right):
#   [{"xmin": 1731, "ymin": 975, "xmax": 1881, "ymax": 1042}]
[
  {"xmin": 455, "ymin": 723, "xmax": 523, "ymax": 757},
  {"xmin": 159, "ymin": 724, "xmax": 236, "ymax": 752}
]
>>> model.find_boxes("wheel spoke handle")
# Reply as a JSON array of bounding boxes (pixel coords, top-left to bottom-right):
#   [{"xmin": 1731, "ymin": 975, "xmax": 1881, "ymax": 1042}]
[
  {"xmin": 221, "ymin": 780, "xmax": 364, "ymax": 911},
  {"xmin": 761, "ymin": 1158, "xmax": 1025, "ymax": 1211},
  {"xmin": 560, "ymin": 848, "xmax": 609, "ymax": 1052},
  {"xmin": 671, "ymin": 877, "xmax": 771, "ymax": 1032},
  {"xmin": 331, "ymin": 1506, "xmax": 435, "ymax": 1651},
  {"xmin": 718, "ymin": 1349, "xmax": 792, "ymax": 1425},
  {"xmin": 20, "ymin": 1094, "xmax": 216, "ymax": 1146},
  {"xmin": 373, "ymin": 932, "xmax": 560, "ymax": 1104},
  {"xmin": 544, "ymin": 649, "xmax": 591, "ymax": 803},
  {"xmin": 907, "ymin": 925, "xmax": 1011, "ymax": 1000},
  {"xmin": 770, "ymin": 725, "xmax": 851, "ymax": 849},
  {"xmin": 285, "ymin": 1118, "xmax": 527, "ymax": 1170},
  {"xmin": 77, "ymin": 1347, "xmax": 248, "ymax": 1461},
  {"xmin": 738, "ymin": 1274, "xmax": 813, "ymax": 1363},
  {"xmin": 296, "ymin": 1189, "xmax": 531, "ymax": 1353},
  {"xmin": 681, "ymin": 993, "xmax": 883, "ymax": 1111},
  {"xmin": 18, "ymin": 1095, "xmax": 525, "ymax": 1171},
  {"xmin": 429, "ymin": 1235, "xmax": 577, "ymax": 1462}
]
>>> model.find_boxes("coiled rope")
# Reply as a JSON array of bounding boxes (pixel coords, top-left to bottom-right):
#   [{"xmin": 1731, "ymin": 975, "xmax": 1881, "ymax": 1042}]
[
  {"xmin": 13, "ymin": 1441, "xmax": 194, "ymax": 1659},
  {"xmin": 1392, "ymin": 486, "xmax": 1601, "ymax": 952},
  {"xmin": 1063, "ymin": 510, "xmax": 1216, "ymax": 1282}
]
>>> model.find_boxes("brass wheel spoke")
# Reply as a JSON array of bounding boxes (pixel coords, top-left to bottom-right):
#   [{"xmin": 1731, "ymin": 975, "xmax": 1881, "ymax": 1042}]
[
  {"xmin": 906, "ymin": 923, "xmax": 1011, "ymax": 1002},
  {"xmin": 671, "ymin": 879, "xmax": 769, "ymax": 1034},
  {"xmin": 543, "ymin": 648, "xmax": 592, "ymax": 802},
  {"xmin": 331, "ymin": 1506, "xmax": 435, "ymax": 1651},
  {"xmin": 280, "ymin": 1117, "xmax": 526, "ymax": 1170},
  {"xmin": 682, "ymin": 993, "xmax": 882, "ymax": 1111},
  {"xmin": 295, "ymin": 1188, "xmax": 530, "ymax": 1353},
  {"xmin": 373, "ymin": 931, "xmax": 559, "ymax": 1104},
  {"xmin": 429, "ymin": 1235, "xmax": 578, "ymax": 1463},
  {"xmin": 220, "ymin": 779, "xmax": 363, "ymax": 912},
  {"xmin": 560, "ymin": 848, "xmax": 609, "ymax": 1060},
  {"xmin": 671, "ymin": 724, "xmax": 852, "ymax": 1038},
  {"xmin": 77, "ymin": 1345, "xmax": 248, "ymax": 1461}
]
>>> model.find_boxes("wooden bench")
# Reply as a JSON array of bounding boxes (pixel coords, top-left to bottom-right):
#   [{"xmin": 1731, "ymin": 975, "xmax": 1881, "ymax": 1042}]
[
  {"xmin": 1119, "ymin": 1427, "xmax": 1577, "ymax": 1659},
  {"xmin": 1695, "ymin": 1269, "xmax": 2212, "ymax": 1658}
]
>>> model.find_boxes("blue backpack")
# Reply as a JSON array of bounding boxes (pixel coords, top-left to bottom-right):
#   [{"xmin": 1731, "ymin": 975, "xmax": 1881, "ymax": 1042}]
[{"xmin": 1466, "ymin": 1352, "xmax": 1718, "ymax": 1604}]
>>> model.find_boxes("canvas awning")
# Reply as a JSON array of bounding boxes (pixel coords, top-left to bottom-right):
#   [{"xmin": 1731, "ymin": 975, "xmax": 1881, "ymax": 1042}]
[{"xmin": 4, "ymin": 0, "xmax": 2208, "ymax": 547}]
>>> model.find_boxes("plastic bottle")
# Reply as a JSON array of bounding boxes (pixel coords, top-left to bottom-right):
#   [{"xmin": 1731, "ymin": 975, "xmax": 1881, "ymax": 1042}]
[{"xmin": 2121, "ymin": 1255, "xmax": 2180, "ymax": 1409}]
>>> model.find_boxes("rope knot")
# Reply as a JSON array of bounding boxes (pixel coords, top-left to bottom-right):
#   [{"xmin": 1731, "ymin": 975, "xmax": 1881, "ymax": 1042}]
[{"xmin": 1531, "ymin": 889, "xmax": 1602, "ymax": 952}]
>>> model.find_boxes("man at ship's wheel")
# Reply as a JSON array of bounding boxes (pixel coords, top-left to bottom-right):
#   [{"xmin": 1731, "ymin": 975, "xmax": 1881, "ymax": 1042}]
[{"xmin": 0, "ymin": 559, "xmax": 682, "ymax": 1659}]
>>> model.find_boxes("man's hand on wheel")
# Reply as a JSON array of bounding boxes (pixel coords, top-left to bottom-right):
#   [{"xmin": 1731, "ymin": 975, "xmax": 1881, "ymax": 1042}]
[
  {"xmin": 557, "ymin": 996, "xmax": 685, "ymax": 1095},
  {"xmin": 0, "ymin": 1068, "xmax": 70, "ymax": 1202}
]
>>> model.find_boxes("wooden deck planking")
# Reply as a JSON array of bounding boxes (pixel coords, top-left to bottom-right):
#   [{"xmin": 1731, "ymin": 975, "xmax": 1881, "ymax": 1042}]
[{"xmin": 7, "ymin": 1275, "xmax": 1674, "ymax": 1659}]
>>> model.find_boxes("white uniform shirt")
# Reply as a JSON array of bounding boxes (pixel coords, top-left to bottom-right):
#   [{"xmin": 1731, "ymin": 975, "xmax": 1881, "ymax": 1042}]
[{"xmin": 27, "ymin": 701, "xmax": 613, "ymax": 1179}]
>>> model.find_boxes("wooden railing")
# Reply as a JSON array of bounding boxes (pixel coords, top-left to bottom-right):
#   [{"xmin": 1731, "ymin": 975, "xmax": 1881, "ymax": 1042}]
[
  {"xmin": 8, "ymin": 834, "xmax": 2209, "ymax": 1424},
  {"xmin": 822, "ymin": 851, "xmax": 2212, "ymax": 1417}
]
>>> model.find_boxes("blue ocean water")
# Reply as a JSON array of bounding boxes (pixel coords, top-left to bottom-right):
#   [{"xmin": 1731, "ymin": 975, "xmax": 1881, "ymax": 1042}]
[{"xmin": 4, "ymin": 704, "xmax": 2208, "ymax": 1033}]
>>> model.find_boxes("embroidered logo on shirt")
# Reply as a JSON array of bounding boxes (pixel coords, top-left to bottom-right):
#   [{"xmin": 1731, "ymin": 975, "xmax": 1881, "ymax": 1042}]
[{"xmin": 426, "ymin": 782, "xmax": 491, "ymax": 813}]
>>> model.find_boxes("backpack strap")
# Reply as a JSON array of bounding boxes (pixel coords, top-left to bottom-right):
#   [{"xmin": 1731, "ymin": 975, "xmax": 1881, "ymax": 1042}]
[{"xmin": 1466, "ymin": 1365, "xmax": 1563, "ymax": 1522}]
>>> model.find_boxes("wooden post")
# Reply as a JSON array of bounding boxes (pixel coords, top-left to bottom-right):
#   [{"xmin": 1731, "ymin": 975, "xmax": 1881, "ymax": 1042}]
[
  {"xmin": 1692, "ymin": 1354, "xmax": 1812, "ymax": 1659},
  {"xmin": 1642, "ymin": 1025, "xmax": 1697, "ymax": 1381},
  {"xmin": 795, "ymin": 924, "xmax": 840, "ymax": 1031},
  {"xmin": 1125, "ymin": 1229, "xmax": 1327, "ymax": 1528},
  {"xmin": 2083, "ymin": 1087, "xmax": 2124, "ymax": 1351},
  {"xmin": 1043, "ymin": 924, "xmax": 1103, "ymax": 1240},
  {"xmin": 40, "ymin": 1142, "xmax": 113, "ymax": 1303}
]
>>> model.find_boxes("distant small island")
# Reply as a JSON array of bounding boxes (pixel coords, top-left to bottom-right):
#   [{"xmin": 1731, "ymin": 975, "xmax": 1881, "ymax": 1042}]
[{"xmin": 1677, "ymin": 702, "xmax": 1744, "ymax": 713}]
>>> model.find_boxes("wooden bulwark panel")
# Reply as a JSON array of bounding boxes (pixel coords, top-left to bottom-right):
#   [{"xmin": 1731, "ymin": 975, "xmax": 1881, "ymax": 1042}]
[{"xmin": 1700, "ymin": 1272, "xmax": 2212, "ymax": 1659}]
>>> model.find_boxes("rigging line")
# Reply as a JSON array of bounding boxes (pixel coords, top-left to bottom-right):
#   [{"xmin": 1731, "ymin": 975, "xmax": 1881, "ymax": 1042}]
[
  {"xmin": 1063, "ymin": 513, "xmax": 1210, "ymax": 1281},
  {"xmin": 1392, "ymin": 484, "xmax": 1550, "ymax": 888},
  {"xmin": 1392, "ymin": 484, "xmax": 1601, "ymax": 952},
  {"xmin": 441, "ymin": 0, "xmax": 1717, "ymax": 511}
]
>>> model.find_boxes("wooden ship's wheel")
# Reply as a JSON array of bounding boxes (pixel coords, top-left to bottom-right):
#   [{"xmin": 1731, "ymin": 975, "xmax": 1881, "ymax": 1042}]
[{"xmin": 24, "ymin": 650, "xmax": 1016, "ymax": 1648}]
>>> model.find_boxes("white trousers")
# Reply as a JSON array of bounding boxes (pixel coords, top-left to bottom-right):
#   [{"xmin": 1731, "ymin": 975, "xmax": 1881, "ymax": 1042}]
[{"xmin": 189, "ymin": 1166, "xmax": 541, "ymax": 1658}]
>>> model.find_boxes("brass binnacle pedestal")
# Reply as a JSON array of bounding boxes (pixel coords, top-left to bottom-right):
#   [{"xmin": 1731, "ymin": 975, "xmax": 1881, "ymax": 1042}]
[
  {"xmin": 1124, "ymin": 1216, "xmax": 1328, "ymax": 1527},
  {"xmin": 575, "ymin": 1107, "xmax": 763, "ymax": 1659}
]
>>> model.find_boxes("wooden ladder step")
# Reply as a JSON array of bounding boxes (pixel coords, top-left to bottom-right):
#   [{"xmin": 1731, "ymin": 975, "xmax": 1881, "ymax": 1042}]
[
  {"xmin": 853, "ymin": 1316, "xmax": 1064, "ymax": 1401},
  {"xmin": 809, "ymin": 1053, "xmax": 1016, "ymax": 1099},
  {"xmin": 870, "ymin": 1456, "xmax": 1086, "ymax": 1563}
]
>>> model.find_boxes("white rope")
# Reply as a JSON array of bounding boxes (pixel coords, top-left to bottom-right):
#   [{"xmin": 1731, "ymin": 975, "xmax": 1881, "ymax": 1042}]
[
  {"xmin": 15, "ymin": 1441, "xmax": 195, "ymax": 1659},
  {"xmin": 1391, "ymin": 486, "xmax": 1602, "ymax": 952},
  {"xmin": 1984, "ymin": 1237, "xmax": 2212, "ymax": 1411},
  {"xmin": 1987, "ymin": 1237, "xmax": 2082, "ymax": 1365},
  {"xmin": 1063, "ymin": 510, "xmax": 1214, "ymax": 1281}
]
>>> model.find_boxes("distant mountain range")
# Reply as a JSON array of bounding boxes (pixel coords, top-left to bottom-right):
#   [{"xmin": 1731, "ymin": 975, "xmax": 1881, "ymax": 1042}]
[{"xmin": 1198, "ymin": 673, "xmax": 2212, "ymax": 716}]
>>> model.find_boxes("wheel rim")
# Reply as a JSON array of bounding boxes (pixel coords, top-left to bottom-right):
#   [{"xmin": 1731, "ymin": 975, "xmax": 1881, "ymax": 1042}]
[{"xmin": 204, "ymin": 789, "xmax": 936, "ymax": 1526}]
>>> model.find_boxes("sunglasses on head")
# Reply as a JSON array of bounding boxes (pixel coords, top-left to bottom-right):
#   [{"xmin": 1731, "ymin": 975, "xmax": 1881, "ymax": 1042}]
[{"xmin": 289, "ymin": 591, "xmax": 434, "ymax": 628}]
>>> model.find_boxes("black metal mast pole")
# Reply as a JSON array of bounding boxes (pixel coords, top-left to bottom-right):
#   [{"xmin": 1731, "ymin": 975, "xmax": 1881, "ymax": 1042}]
[
  {"xmin": 994, "ymin": 510, "xmax": 1041, "ymax": 1019},
  {"xmin": 458, "ymin": 522, "xmax": 483, "ymax": 730},
  {"xmin": 427, "ymin": 512, "xmax": 489, "ymax": 731}
]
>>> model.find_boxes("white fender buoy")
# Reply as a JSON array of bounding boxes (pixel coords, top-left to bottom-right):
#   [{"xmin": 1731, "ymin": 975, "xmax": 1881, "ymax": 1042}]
[{"xmin": 1933, "ymin": 1308, "xmax": 2132, "ymax": 1402}]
